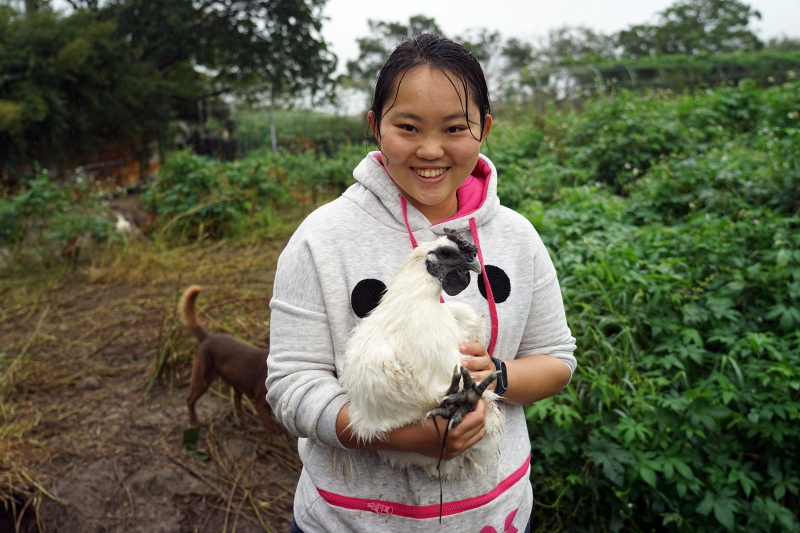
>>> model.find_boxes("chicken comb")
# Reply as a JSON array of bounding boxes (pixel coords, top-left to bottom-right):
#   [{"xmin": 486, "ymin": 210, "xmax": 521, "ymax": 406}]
[{"xmin": 443, "ymin": 228, "xmax": 478, "ymax": 255}]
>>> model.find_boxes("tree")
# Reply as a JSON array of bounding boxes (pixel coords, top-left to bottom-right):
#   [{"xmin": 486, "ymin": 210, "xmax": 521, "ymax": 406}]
[
  {"xmin": 456, "ymin": 27, "xmax": 502, "ymax": 65},
  {"xmin": 344, "ymin": 15, "xmax": 443, "ymax": 90},
  {"xmin": 96, "ymin": 0, "xmax": 336, "ymax": 101},
  {"xmin": 530, "ymin": 25, "xmax": 617, "ymax": 67},
  {"xmin": 501, "ymin": 37, "xmax": 534, "ymax": 73},
  {"xmin": 0, "ymin": 0, "xmax": 336, "ymax": 179},
  {"xmin": 765, "ymin": 36, "xmax": 800, "ymax": 51},
  {"xmin": 0, "ymin": 7, "xmax": 170, "ymax": 173},
  {"xmin": 618, "ymin": 0, "xmax": 763, "ymax": 58}
]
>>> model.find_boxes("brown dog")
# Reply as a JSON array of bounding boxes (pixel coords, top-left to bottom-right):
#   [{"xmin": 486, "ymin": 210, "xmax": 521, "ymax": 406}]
[{"xmin": 180, "ymin": 285, "xmax": 277, "ymax": 439}]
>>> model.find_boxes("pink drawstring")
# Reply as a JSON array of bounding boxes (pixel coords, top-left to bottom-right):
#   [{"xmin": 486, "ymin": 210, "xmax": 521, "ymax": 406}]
[
  {"xmin": 399, "ymin": 196, "xmax": 419, "ymax": 248},
  {"xmin": 400, "ymin": 195, "xmax": 443, "ymax": 304},
  {"xmin": 469, "ymin": 218, "xmax": 498, "ymax": 357}
]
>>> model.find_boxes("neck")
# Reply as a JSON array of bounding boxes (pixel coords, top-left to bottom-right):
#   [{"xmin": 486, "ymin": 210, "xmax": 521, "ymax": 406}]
[{"xmin": 401, "ymin": 192, "xmax": 458, "ymax": 225}]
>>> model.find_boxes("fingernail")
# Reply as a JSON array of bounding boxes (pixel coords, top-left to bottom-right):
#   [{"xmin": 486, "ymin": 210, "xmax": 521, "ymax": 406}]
[
  {"xmin": 461, "ymin": 358, "xmax": 470, "ymax": 366},
  {"xmin": 459, "ymin": 345, "xmax": 467, "ymax": 353}
]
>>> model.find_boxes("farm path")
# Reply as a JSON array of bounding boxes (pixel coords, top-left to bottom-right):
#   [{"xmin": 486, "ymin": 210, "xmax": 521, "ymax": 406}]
[{"xmin": 1, "ymin": 232, "xmax": 302, "ymax": 533}]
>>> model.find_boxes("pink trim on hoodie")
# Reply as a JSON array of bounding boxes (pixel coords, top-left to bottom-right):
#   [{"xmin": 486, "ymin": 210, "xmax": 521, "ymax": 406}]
[
  {"xmin": 470, "ymin": 217, "xmax": 498, "ymax": 356},
  {"xmin": 317, "ymin": 455, "xmax": 530, "ymax": 519},
  {"xmin": 373, "ymin": 154, "xmax": 492, "ymax": 223}
]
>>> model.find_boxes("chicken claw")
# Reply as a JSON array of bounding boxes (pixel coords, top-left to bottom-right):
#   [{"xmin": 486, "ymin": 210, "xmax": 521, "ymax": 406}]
[{"xmin": 427, "ymin": 366, "xmax": 499, "ymax": 429}]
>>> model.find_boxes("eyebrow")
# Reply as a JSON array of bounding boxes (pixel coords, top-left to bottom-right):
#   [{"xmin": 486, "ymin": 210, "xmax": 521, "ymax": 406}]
[{"xmin": 394, "ymin": 111, "xmax": 468, "ymax": 123}]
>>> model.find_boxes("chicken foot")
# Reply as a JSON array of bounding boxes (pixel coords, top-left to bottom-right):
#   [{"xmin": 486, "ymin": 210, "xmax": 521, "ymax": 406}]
[
  {"xmin": 427, "ymin": 366, "xmax": 500, "ymax": 430},
  {"xmin": 425, "ymin": 366, "xmax": 499, "ymax": 524}
]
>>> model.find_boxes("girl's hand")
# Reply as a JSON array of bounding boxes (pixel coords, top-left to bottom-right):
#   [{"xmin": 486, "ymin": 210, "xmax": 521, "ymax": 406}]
[
  {"xmin": 425, "ymin": 400, "xmax": 487, "ymax": 460},
  {"xmin": 336, "ymin": 401, "xmax": 487, "ymax": 460},
  {"xmin": 458, "ymin": 341, "xmax": 497, "ymax": 390}
]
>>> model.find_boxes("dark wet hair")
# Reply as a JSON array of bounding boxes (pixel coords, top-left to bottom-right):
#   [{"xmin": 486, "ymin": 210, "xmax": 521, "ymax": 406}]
[{"xmin": 369, "ymin": 33, "xmax": 491, "ymax": 144}]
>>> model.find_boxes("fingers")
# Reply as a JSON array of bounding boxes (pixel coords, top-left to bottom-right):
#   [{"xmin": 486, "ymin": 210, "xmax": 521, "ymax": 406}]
[
  {"xmin": 459, "ymin": 341, "xmax": 489, "ymax": 358},
  {"xmin": 460, "ymin": 342, "xmax": 492, "ymax": 382},
  {"xmin": 440, "ymin": 400, "xmax": 486, "ymax": 460}
]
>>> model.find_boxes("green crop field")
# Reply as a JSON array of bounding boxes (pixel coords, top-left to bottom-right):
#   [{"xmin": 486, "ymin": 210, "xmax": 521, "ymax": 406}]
[
  {"xmin": 489, "ymin": 80, "xmax": 800, "ymax": 532},
  {"xmin": 2, "ymin": 79, "xmax": 799, "ymax": 532}
]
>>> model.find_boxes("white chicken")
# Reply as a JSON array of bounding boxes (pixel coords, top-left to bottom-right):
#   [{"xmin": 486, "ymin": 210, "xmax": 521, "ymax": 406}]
[{"xmin": 340, "ymin": 229, "xmax": 504, "ymax": 481}]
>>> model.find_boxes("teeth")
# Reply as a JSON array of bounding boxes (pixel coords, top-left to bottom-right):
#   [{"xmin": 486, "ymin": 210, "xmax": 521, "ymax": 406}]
[{"xmin": 415, "ymin": 168, "xmax": 447, "ymax": 178}]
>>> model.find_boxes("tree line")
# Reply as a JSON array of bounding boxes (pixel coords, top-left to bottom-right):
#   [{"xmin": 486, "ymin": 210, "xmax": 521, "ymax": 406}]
[
  {"xmin": 1, "ymin": 0, "xmax": 798, "ymax": 184},
  {"xmin": 342, "ymin": 0, "xmax": 798, "ymax": 95},
  {"xmin": 0, "ymin": 0, "xmax": 335, "ymax": 183}
]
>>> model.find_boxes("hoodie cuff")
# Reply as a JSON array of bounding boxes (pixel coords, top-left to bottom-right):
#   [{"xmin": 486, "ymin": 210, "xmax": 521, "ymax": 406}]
[{"xmin": 316, "ymin": 394, "xmax": 349, "ymax": 449}]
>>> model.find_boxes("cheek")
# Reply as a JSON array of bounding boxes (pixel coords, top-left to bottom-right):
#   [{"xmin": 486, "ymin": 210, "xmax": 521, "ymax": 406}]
[
  {"xmin": 379, "ymin": 135, "xmax": 408, "ymax": 160},
  {"xmin": 447, "ymin": 140, "xmax": 482, "ymax": 166}
]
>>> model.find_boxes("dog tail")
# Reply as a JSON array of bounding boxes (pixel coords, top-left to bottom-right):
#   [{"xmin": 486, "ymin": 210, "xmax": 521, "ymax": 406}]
[{"xmin": 180, "ymin": 285, "xmax": 208, "ymax": 342}]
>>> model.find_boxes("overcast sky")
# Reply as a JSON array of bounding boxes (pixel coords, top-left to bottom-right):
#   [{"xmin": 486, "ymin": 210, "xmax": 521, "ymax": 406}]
[{"xmin": 321, "ymin": 0, "xmax": 800, "ymax": 73}]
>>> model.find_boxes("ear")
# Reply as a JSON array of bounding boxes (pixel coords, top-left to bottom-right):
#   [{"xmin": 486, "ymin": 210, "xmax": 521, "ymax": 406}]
[
  {"xmin": 480, "ymin": 114, "xmax": 493, "ymax": 143},
  {"xmin": 367, "ymin": 110, "xmax": 381, "ymax": 144}
]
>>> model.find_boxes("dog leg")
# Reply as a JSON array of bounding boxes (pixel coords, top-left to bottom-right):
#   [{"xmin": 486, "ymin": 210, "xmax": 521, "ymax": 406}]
[
  {"xmin": 255, "ymin": 399, "xmax": 278, "ymax": 440},
  {"xmin": 234, "ymin": 389, "xmax": 250, "ymax": 430},
  {"xmin": 186, "ymin": 350, "xmax": 216, "ymax": 426}
]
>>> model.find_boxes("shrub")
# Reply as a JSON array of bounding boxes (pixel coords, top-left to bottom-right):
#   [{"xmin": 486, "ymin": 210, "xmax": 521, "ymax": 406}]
[
  {"xmin": 0, "ymin": 170, "xmax": 114, "ymax": 266},
  {"xmin": 143, "ymin": 144, "xmax": 366, "ymax": 239},
  {"xmin": 489, "ymin": 80, "xmax": 800, "ymax": 531}
]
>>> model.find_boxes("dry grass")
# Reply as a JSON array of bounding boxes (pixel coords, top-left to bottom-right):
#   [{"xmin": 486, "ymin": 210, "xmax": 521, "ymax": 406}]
[{"xmin": 0, "ymin": 204, "xmax": 315, "ymax": 532}]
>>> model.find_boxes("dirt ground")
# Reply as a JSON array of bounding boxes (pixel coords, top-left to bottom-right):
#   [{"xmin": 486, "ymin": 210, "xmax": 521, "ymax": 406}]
[{"xmin": 0, "ymin": 213, "xmax": 307, "ymax": 533}]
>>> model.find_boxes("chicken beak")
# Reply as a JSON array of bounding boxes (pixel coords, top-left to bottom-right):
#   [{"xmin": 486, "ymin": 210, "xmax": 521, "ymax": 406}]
[{"xmin": 465, "ymin": 256, "xmax": 481, "ymax": 274}]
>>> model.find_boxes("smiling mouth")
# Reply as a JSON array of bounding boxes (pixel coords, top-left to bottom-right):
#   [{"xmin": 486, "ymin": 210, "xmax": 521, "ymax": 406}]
[{"xmin": 413, "ymin": 167, "xmax": 449, "ymax": 178}]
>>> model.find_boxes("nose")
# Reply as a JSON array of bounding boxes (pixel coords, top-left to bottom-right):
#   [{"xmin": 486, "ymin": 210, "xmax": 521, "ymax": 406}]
[{"xmin": 416, "ymin": 134, "xmax": 445, "ymax": 160}]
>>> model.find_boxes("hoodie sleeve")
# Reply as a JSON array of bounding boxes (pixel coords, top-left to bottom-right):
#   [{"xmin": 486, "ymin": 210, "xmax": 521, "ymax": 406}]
[
  {"xmin": 515, "ymin": 226, "xmax": 578, "ymax": 376},
  {"xmin": 266, "ymin": 233, "xmax": 349, "ymax": 449}
]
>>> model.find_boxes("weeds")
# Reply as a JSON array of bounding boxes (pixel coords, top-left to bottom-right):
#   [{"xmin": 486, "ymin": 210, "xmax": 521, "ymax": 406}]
[{"xmin": 496, "ymin": 81, "xmax": 800, "ymax": 532}]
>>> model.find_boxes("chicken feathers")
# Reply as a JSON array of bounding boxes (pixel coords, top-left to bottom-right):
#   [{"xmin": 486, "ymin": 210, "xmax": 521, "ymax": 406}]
[{"xmin": 340, "ymin": 230, "xmax": 504, "ymax": 481}]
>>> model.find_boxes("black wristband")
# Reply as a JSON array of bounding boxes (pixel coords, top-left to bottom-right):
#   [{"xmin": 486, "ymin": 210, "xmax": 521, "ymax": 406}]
[{"xmin": 491, "ymin": 357, "xmax": 508, "ymax": 395}]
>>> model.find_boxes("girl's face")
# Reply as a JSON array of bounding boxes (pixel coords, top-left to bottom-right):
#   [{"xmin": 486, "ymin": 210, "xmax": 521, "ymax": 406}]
[{"xmin": 369, "ymin": 66, "xmax": 492, "ymax": 224}]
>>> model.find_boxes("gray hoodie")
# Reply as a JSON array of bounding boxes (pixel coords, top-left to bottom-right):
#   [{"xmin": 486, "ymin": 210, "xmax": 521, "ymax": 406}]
[{"xmin": 267, "ymin": 152, "xmax": 576, "ymax": 532}]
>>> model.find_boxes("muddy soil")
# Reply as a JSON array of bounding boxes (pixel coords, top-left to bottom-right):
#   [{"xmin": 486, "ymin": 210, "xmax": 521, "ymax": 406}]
[{"xmin": 1, "ymin": 224, "xmax": 303, "ymax": 533}]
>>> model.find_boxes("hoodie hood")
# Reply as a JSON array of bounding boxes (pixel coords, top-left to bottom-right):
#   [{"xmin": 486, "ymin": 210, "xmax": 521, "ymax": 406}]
[{"xmin": 344, "ymin": 151, "xmax": 501, "ymax": 234}]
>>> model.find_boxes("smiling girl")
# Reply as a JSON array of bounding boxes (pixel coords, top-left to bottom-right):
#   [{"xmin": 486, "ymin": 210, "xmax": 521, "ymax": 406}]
[{"xmin": 267, "ymin": 34, "xmax": 577, "ymax": 533}]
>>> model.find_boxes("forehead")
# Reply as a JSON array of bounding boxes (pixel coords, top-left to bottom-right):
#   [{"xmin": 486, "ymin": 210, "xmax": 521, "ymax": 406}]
[{"xmin": 383, "ymin": 65, "xmax": 479, "ymax": 119}]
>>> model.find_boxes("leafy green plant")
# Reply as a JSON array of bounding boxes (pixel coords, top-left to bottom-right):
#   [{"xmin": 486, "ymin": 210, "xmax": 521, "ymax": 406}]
[
  {"xmin": 488, "ymin": 80, "xmax": 800, "ymax": 531},
  {"xmin": 0, "ymin": 170, "xmax": 114, "ymax": 266},
  {"xmin": 143, "ymin": 144, "xmax": 366, "ymax": 240}
]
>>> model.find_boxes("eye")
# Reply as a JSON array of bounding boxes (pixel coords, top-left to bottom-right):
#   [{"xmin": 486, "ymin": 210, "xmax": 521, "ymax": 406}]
[
  {"xmin": 398, "ymin": 124, "xmax": 417, "ymax": 132},
  {"xmin": 446, "ymin": 125, "xmax": 465, "ymax": 134},
  {"xmin": 440, "ymin": 249, "xmax": 453, "ymax": 258}
]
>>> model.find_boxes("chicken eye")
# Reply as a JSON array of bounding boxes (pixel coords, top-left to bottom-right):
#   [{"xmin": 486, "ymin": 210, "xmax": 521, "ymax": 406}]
[{"xmin": 440, "ymin": 249, "xmax": 453, "ymax": 258}]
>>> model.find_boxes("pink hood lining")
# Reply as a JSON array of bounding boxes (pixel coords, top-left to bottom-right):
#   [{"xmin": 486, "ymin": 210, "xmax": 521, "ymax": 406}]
[{"xmin": 372, "ymin": 153, "xmax": 491, "ymax": 223}]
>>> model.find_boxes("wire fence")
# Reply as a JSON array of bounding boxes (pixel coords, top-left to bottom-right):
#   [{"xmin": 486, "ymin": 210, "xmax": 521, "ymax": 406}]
[{"xmin": 514, "ymin": 57, "xmax": 799, "ymax": 111}]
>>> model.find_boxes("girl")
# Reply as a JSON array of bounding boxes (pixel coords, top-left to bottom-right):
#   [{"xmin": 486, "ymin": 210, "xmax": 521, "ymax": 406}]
[{"xmin": 267, "ymin": 34, "xmax": 577, "ymax": 533}]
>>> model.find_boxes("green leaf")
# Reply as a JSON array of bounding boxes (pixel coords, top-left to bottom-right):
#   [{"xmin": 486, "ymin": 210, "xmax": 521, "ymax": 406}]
[
  {"xmin": 663, "ymin": 461, "xmax": 675, "ymax": 480},
  {"xmin": 671, "ymin": 458, "xmax": 694, "ymax": 480},
  {"xmin": 566, "ymin": 474, "xmax": 584, "ymax": 486},
  {"xmin": 713, "ymin": 500, "xmax": 735, "ymax": 530},
  {"xmin": 639, "ymin": 465, "xmax": 657, "ymax": 488},
  {"xmin": 777, "ymin": 248, "xmax": 790, "ymax": 267},
  {"xmin": 696, "ymin": 492, "xmax": 714, "ymax": 516},
  {"xmin": 681, "ymin": 327, "xmax": 704, "ymax": 347},
  {"xmin": 587, "ymin": 436, "xmax": 635, "ymax": 487}
]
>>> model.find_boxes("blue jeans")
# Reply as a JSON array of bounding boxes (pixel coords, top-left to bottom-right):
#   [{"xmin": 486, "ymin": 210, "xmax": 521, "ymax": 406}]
[{"xmin": 291, "ymin": 517, "xmax": 532, "ymax": 532}]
